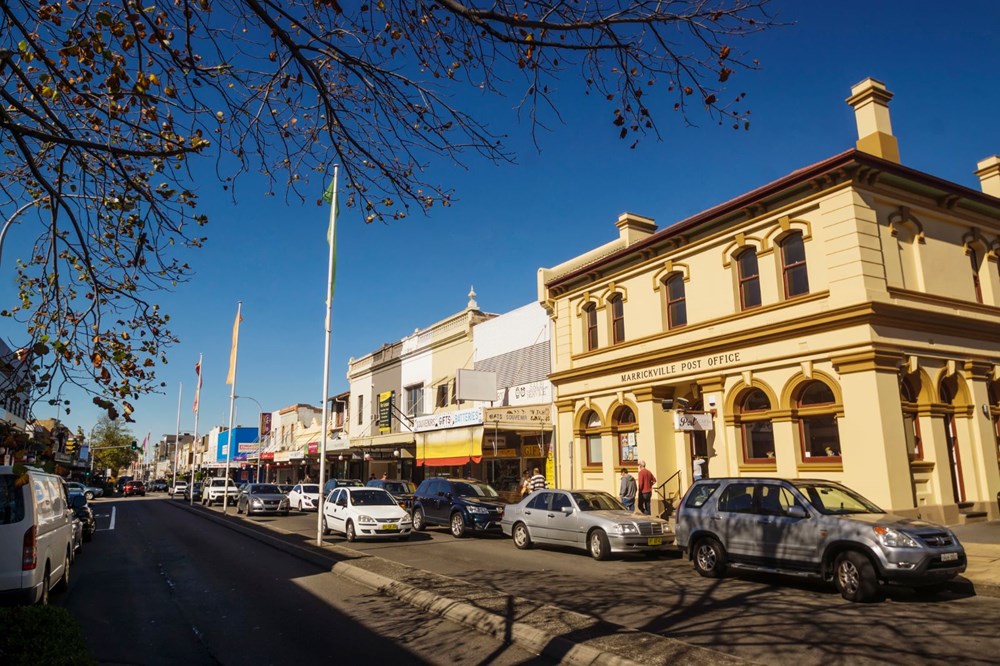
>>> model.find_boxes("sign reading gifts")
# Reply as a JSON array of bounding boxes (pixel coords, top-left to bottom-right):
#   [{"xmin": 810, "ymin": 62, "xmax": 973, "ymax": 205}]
[
  {"xmin": 413, "ymin": 407, "xmax": 483, "ymax": 432},
  {"xmin": 483, "ymin": 406, "xmax": 551, "ymax": 427}
]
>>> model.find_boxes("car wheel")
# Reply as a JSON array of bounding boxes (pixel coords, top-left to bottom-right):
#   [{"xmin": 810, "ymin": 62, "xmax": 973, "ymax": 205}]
[
  {"xmin": 588, "ymin": 529, "xmax": 610, "ymax": 560},
  {"xmin": 298, "ymin": 501, "xmax": 303, "ymax": 512},
  {"xmin": 346, "ymin": 520, "xmax": 356, "ymax": 542},
  {"xmin": 835, "ymin": 551, "xmax": 879, "ymax": 602},
  {"xmin": 236, "ymin": 502, "xmax": 243, "ymax": 514},
  {"xmin": 450, "ymin": 512, "xmax": 466, "ymax": 538},
  {"xmin": 84, "ymin": 491, "xmax": 94, "ymax": 501},
  {"xmin": 693, "ymin": 537, "xmax": 727, "ymax": 578},
  {"xmin": 512, "ymin": 523, "xmax": 532, "ymax": 550},
  {"xmin": 39, "ymin": 565, "xmax": 51, "ymax": 606},
  {"xmin": 412, "ymin": 508, "xmax": 426, "ymax": 532},
  {"xmin": 322, "ymin": 516, "xmax": 331, "ymax": 535},
  {"xmin": 55, "ymin": 549, "xmax": 71, "ymax": 592}
]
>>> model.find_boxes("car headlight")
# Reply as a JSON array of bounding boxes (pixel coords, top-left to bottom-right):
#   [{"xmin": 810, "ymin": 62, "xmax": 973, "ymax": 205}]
[
  {"xmin": 466, "ymin": 506, "xmax": 489, "ymax": 514},
  {"xmin": 357, "ymin": 514, "xmax": 376, "ymax": 524},
  {"xmin": 874, "ymin": 526, "xmax": 919, "ymax": 548},
  {"xmin": 615, "ymin": 523, "xmax": 639, "ymax": 535},
  {"xmin": 400, "ymin": 514, "xmax": 412, "ymax": 524},
  {"xmin": 252, "ymin": 498, "xmax": 263, "ymax": 507}
]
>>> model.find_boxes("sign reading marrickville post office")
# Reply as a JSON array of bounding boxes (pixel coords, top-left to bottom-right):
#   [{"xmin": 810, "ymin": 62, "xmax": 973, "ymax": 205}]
[{"xmin": 619, "ymin": 351, "xmax": 744, "ymax": 384}]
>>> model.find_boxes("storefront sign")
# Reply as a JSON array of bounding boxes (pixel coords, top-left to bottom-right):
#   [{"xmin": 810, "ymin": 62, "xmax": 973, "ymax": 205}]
[
  {"xmin": 674, "ymin": 412, "xmax": 714, "ymax": 431},
  {"xmin": 413, "ymin": 407, "xmax": 483, "ymax": 432},
  {"xmin": 484, "ymin": 448, "xmax": 518, "ymax": 458},
  {"xmin": 522, "ymin": 444, "xmax": 544, "ymax": 458},
  {"xmin": 261, "ymin": 452, "xmax": 274, "ymax": 461},
  {"xmin": 288, "ymin": 451, "xmax": 305, "ymax": 460},
  {"xmin": 260, "ymin": 412, "xmax": 272, "ymax": 436},
  {"xmin": 484, "ymin": 406, "xmax": 551, "ymax": 427},
  {"xmin": 619, "ymin": 352, "xmax": 743, "ymax": 384},
  {"xmin": 378, "ymin": 391, "xmax": 394, "ymax": 434},
  {"xmin": 307, "ymin": 442, "xmax": 319, "ymax": 454},
  {"xmin": 497, "ymin": 381, "xmax": 552, "ymax": 406}
]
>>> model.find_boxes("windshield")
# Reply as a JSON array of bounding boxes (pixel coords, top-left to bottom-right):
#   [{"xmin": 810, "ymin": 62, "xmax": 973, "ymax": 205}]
[
  {"xmin": 451, "ymin": 481, "xmax": 498, "ymax": 498},
  {"xmin": 383, "ymin": 482, "xmax": 414, "ymax": 495},
  {"xmin": 252, "ymin": 484, "xmax": 281, "ymax": 494},
  {"xmin": 793, "ymin": 482, "xmax": 883, "ymax": 515},
  {"xmin": 350, "ymin": 489, "xmax": 397, "ymax": 506},
  {"xmin": 301, "ymin": 485, "xmax": 319, "ymax": 494},
  {"xmin": 571, "ymin": 491, "xmax": 624, "ymax": 512}
]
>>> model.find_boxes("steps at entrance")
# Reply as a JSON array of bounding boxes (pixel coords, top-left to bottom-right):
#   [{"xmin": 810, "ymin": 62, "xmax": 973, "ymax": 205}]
[{"xmin": 958, "ymin": 502, "xmax": 988, "ymax": 524}]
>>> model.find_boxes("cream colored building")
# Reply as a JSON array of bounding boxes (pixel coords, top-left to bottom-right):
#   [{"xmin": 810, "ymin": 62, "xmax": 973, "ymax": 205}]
[{"xmin": 539, "ymin": 78, "xmax": 1000, "ymax": 524}]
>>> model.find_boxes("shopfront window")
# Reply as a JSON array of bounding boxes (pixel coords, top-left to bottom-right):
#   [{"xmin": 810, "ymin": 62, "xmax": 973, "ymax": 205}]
[
  {"xmin": 737, "ymin": 388, "xmax": 774, "ymax": 462},
  {"xmin": 613, "ymin": 406, "xmax": 638, "ymax": 465},
  {"xmin": 583, "ymin": 410, "xmax": 602, "ymax": 466},
  {"xmin": 796, "ymin": 380, "xmax": 842, "ymax": 463}
]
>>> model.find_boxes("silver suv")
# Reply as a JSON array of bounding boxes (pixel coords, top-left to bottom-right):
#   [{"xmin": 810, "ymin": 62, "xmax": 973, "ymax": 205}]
[{"xmin": 674, "ymin": 478, "xmax": 967, "ymax": 602}]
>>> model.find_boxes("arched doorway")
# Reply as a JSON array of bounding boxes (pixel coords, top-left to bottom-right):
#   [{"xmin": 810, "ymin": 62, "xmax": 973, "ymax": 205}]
[{"xmin": 939, "ymin": 374, "xmax": 965, "ymax": 503}]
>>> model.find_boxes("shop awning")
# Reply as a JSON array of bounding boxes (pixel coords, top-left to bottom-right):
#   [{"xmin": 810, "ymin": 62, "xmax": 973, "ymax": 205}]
[
  {"xmin": 417, "ymin": 426, "xmax": 484, "ymax": 467},
  {"xmin": 351, "ymin": 431, "xmax": 416, "ymax": 449}
]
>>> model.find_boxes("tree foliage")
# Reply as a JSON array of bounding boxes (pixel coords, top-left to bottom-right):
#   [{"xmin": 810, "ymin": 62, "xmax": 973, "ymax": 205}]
[
  {"xmin": 1, "ymin": 0, "xmax": 778, "ymax": 419},
  {"xmin": 89, "ymin": 414, "xmax": 135, "ymax": 477}
]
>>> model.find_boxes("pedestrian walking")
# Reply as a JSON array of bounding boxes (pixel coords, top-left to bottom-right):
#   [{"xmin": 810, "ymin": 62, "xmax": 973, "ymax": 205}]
[
  {"xmin": 529, "ymin": 467, "xmax": 547, "ymax": 491},
  {"xmin": 636, "ymin": 460, "xmax": 656, "ymax": 515},
  {"xmin": 519, "ymin": 470, "xmax": 532, "ymax": 497},
  {"xmin": 619, "ymin": 468, "xmax": 637, "ymax": 512}
]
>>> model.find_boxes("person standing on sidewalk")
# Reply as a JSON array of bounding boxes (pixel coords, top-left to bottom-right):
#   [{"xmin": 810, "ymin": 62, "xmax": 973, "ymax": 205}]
[
  {"xmin": 637, "ymin": 460, "xmax": 656, "ymax": 515},
  {"xmin": 529, "ymin": 467, "xmax": 547, "ymax": 491},
  {"xmin": 619, "ymin": 468, "xmax": 637, "ymax": 512}
]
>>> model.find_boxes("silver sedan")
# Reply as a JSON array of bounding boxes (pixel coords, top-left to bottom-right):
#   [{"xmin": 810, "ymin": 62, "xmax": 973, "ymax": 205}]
[{"xmin": 501, "ymin": 489, "xmax": 674, "ymax": 560}]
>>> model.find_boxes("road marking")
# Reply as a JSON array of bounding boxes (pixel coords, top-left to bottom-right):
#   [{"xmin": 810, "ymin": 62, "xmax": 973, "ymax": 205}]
[{"xmin": 109, "ymin": 506, "xmax": 116, "ymax": 531}]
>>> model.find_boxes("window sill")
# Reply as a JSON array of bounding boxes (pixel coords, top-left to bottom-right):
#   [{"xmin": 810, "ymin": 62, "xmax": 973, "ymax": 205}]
[
  {"xmin": 738, "ymin": 462, "xmax": 777, "ymax": 473},
  {"xmin": 909, "ymin": 460, "xmax": 934, "ymax": 472},
  {"xmin": 796, "ymin": 462, "xmax": 843, "ymax": 472},
  {"xmin": 581, "ymin": 466, "xmax": 604, "ymax": 473}
]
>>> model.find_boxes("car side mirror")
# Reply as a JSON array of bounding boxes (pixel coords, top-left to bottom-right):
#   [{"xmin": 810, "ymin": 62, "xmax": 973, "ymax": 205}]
[
  {"xmin": 786, "ymin": 505, "xmax": 808, "ymax": 519},
  {"xmin": 561, "ymin": 506, "xmax": 574, "ymax": 515}
]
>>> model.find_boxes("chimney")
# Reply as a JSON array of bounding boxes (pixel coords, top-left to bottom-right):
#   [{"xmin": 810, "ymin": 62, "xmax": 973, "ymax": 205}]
[
  {"xmin": 845, "ymin": 77, "xmax": 900, "ymax": 163},
  {"xmin": 974, "ymin": 156, "xmax": 1000, "ymax": 198},
  {"xmin": 615, "ymin": 212, "xmax": 657, "ymax": 246}
]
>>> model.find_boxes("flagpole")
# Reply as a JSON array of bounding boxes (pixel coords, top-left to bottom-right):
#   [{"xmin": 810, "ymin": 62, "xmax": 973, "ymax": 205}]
[
  {"xmin": 190, "ymin": 354, "xmax": 202, "ymax": 506},
  {"xmin": 224, "ymin": 302, "xmax": 243, "ymax": 515},
  {"xmin": 172, "ymin": 382, "xmax": 182, "ymax": 494},
  {"xmin": 317, "ymin": 165, "xmax": 338, "ymax": 547}
]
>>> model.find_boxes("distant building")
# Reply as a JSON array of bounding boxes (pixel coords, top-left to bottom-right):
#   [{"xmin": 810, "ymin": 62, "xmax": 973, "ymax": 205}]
[
  {"xmin": 539, "ymin": 78, "xmax": 1000, "ymax": 523},
  {"xmin": 0, "ymin": 338, "xmax": 31, "ymax": 430}
]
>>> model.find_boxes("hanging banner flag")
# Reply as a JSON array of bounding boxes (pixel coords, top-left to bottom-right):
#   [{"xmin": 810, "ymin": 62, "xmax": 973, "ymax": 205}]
[
  {"xmin": 193, "ymin": 357, "xmax": 203, "ymax": 413},
  {"xmin": 226, "ymin": 309, "xmax": 242, "ymax": 385}
]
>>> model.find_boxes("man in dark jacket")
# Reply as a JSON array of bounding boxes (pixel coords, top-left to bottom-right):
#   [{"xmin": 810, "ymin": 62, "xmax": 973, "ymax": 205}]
[{"xmin": 619, "ymin": 468, "xmax": 637, "ymax": 512}]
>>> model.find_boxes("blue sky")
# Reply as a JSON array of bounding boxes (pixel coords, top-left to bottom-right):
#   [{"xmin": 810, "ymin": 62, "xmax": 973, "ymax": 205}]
[{"xmin": 13, "ymin": 1, "xmax": 1000, "ymax": 451}]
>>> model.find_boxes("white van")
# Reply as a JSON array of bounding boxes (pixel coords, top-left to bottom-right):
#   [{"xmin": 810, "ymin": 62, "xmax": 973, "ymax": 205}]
[{"xmin": 0, "ymin": 466, "xmax": 75, "ymax": 604}]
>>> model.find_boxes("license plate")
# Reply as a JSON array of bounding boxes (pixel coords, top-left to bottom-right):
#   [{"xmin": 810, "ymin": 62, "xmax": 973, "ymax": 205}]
[
  {"xmin": 647, "ymin": 537, "xmax": 662, "ymax": 546},
  {"xmin": 379, "ymin": 524, "xmax": 398, "ymax": 531},
  {"xmin": 941, "ymin": 552, "xmax": 958, "ymax": 562}
]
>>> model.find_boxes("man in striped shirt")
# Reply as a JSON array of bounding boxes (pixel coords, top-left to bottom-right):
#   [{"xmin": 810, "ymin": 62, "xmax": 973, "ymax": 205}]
[{"xmin": 529, "ymin": 467, "xmax": 547, "ymax": 491}]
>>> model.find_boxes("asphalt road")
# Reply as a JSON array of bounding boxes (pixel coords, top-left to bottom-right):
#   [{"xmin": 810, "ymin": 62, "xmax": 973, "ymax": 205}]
[
  {"xmin": 253, "ymin": 502, "xmax": 1000, "ymax": 665},
  {"xmin": 58, "ymin": 496, "xmax": 549, "ymax": 666}
]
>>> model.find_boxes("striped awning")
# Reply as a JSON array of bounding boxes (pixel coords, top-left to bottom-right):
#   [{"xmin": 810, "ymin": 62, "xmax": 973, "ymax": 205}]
[{"xmin": 416, "ymin": 426, "xmax": 483, "ymax": 467}]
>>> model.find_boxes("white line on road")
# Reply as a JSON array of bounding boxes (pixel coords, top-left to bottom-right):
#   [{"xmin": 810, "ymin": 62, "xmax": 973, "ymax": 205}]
[{"xmin": 109, "ymin": 506, "xmax": 116, "ymax": 531}]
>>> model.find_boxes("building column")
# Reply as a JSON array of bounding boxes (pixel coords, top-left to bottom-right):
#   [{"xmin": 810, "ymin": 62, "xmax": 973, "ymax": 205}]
[
  {"xmin": 833, "ymin": 351, "xmax": 913, "ymax": 512},
  {"xmin": 633, "ymin": 387, "xmax": 675, "ymax": 516},
  {"xmin": 555, "ymin": 399, "xmax": 576, "ymax": 489},
  {"xmin": 963, "ymin": 362, "xmax": 1000, "ymax": 516}
]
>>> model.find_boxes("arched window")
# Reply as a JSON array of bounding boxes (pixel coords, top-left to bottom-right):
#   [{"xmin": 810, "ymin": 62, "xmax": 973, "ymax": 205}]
[
  {"xmin": 664, "ymin": 274, "xmax": 687, "ymax": 328},
  {"xmin": 737, "ymin": 249, "xmax": 761, "ymax": 310},
  {"xmin": 613, "ymin": 406, "xmax": 638, "ymax": 465},
  {"xmin": 796, "ymin": 380, "xmax": 841, "ymax": 462},
  {"xmin": 989, "ymin": 381, "xmax": 1000, "ymax": 473},
  {"xmin": 970, "ymin": 247, "xmax": 984, "ymax": 303},
  {"xmin": 900, "ymin": 375, "xmax": 922, "ymax": 460},
  {"xmin": 780, "ymin": 233, "xmax": 809, "ymax": 298},
  {"xmin": 583, "ymin": 303, "xmax": 598, "ymax": 351},
  {"xmin": 583, "ymin": 410, "xmax": 603, "ymax": 466},
  {"xmin": 737, "ymin": 388, "xmax": 774, "ymax": 462},
  {"xmin": 609, "ymin": 294, "xmax": 625, "ymax": 344}
]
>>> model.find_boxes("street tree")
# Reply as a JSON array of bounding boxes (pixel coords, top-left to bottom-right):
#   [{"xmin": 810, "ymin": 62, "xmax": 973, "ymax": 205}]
[
  {"xmin": 1, "ymin": 1, "xmax": 779, "ymax": 419},
  {"xmin": 89, "ymin": 415, "xmax": 135, "ymax": 480}
]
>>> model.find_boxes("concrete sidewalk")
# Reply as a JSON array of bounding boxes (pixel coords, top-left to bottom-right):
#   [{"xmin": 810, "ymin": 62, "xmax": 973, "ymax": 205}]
[{"xmin": 950, "ymin": 520, "xmax": 1000, "ymax": 599}]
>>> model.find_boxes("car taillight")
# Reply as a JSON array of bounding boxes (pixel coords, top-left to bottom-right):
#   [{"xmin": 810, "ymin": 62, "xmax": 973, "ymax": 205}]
[{"xmin": 22, "ymin": 525, "xmax": 37, "ymax": 570}]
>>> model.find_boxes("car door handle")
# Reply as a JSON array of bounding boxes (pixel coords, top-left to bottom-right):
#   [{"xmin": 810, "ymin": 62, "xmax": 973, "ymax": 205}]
[{"xmin": 524, "ymin": 510, "xmax": 532, "ymax": 515}]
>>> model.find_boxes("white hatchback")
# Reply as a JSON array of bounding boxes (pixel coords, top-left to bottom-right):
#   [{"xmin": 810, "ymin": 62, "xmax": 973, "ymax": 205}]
[
  {"xmin": 321, "ymin": 487, "xmax": 412, "ymax": 542},
  {"xmin": 287, "ymin": 483, "xmax": 321, "ymax": 512}
]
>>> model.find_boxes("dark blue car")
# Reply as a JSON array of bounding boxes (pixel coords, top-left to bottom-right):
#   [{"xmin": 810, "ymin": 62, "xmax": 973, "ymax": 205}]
[{"xmin": 410, "ymin": 478, "xmax": 504, "ymax": 538}]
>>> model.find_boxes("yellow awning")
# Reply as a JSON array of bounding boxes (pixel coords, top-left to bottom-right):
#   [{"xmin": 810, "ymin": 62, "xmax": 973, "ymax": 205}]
[{"xmin": 417, "ymin": 426, "xmax": 484, "ymax": 467}]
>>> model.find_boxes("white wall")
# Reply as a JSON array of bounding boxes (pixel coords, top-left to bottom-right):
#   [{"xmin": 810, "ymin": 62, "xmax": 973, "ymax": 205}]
[{"xmin": 473, "ymin": 302, "xmax": 549, "ymax": 361}]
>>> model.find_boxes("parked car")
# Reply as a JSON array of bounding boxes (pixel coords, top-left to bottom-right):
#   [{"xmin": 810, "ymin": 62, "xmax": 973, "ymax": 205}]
[
  {"xmin": 287, "ymin": 483, "xmax": 321, "ymax": 511},
  {"xmin": 66, "ymin": 481, "xmax": 103, "ymax": 501},
  {"xmin": 501, "ymin": 489, "xmax": 674, "ymax": 560},
  {"xmin": 0, "ymin": 466, "xmax": 75, "ymax": 604},
  {"xmin": 68, "ymin": 492, "xmax": 96, "ymax": 543},
  {"xmin": 170, "ymin": 480, "xmax": 189, "ymax": 497},
  {"xmin": 366, "ymin": 479, "xmax": 417, "ymax": 511},
  {"xmin": 123, "ymin": 480, "xmax": 146, "ymax": 497},
  {"xmin": 321, "ymin": 486, "xmax": 412, "ymax": 542},
  {"xmin": 115, "ymin": 476, "xmax": 133, "ymax": 493},
  {"xmin": 236, "ymin": 483, "xmax": 290, "ymax": 516},
  {"xmin": 410, "ymin": 478, "xmax": 505, "ymax": 538},
  {"xmin": 202, "ymin": 478, "xmax": 240, "ymax": 506},
  {"xmin": 674, "ymin": 478, "xmax": 968, "ymax": 602},
  {"xmin": 276, "ymin": 484, "xmax": 294, "ymax": 494},
  {"xmin": 183, "ymin": 482, "xmax": 203, "ymax": 502},
  {"xmin": 148, "ymin": 479, "xmax": 169, "ymax": 492},
  {"xmin": 322, "ymin": 478, "xmax": 364, "ymax": 496}
]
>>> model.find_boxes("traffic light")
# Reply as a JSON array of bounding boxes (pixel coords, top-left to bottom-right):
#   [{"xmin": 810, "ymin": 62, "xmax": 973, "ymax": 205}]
[{"xmin": 131, "ymin": 441, "xmax": 137, "ymax": 451}]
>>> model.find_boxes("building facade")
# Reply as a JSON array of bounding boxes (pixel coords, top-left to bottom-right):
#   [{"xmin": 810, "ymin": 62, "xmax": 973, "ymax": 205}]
[{"xmin": 539, "ymin": 78, "xmax": 1000, "ymax": 523}]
